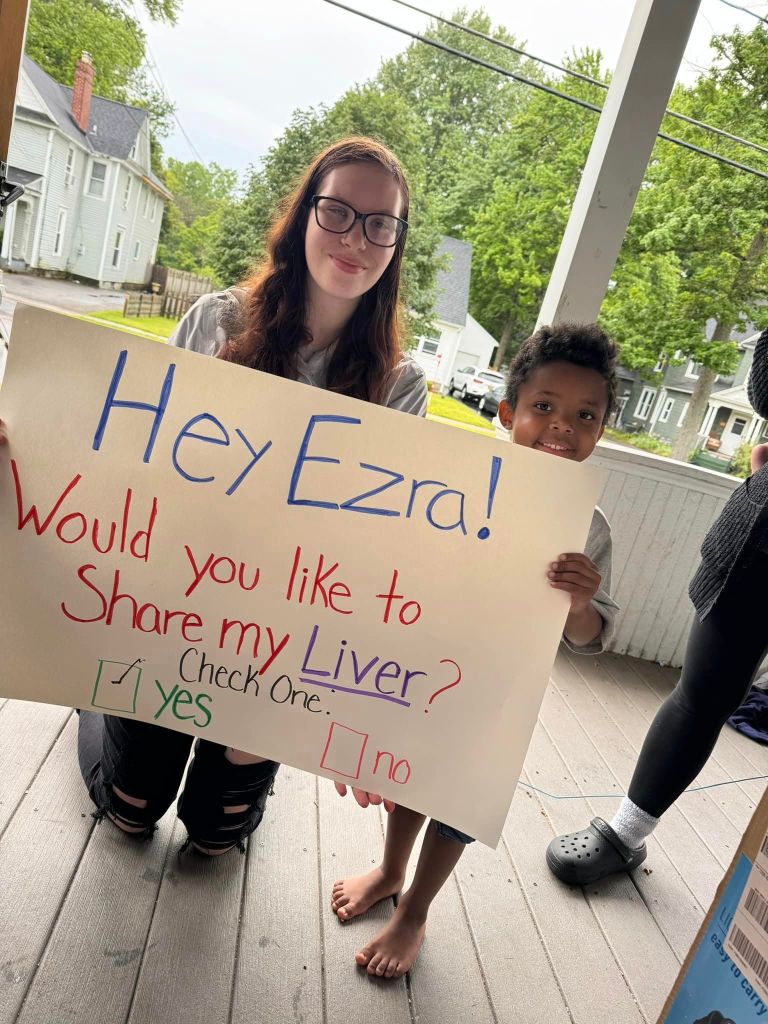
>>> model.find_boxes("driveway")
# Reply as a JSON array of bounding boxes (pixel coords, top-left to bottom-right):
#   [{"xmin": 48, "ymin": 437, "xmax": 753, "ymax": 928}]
[{"xmin": 0, "ymin": 272, "xmax": 124, "ymax": 383}]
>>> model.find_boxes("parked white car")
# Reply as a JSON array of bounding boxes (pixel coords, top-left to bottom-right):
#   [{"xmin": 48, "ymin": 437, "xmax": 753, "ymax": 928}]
[{"xmin": 447, "ymin": 365, "xmax": 505, "ymax": 403}]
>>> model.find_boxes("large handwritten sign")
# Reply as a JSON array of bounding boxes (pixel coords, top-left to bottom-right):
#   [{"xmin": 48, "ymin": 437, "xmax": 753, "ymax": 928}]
[{"xmin": 0, "ymin": 306, "xmax": 601, "ymax": 845}]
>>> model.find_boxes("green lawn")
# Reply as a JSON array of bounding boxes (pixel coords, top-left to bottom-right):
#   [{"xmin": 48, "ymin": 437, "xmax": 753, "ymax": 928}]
[
  {"xmin": 427, "ymin": 392, "xmax": 494, "ymax": 431},
  {"xmin": 87, "ymin": 310, "xmax": 179, "ymax": 340}
]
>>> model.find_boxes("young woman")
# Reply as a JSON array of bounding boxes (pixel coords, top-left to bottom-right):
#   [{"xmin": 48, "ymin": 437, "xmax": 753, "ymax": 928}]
[{"xmin": 75, "ymin": 136, "xmax": 427, "ymax": 856}]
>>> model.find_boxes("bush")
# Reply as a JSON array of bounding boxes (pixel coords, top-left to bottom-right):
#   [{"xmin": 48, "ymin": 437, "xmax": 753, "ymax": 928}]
[
  {"xmin": 603, "ymin": 428, "xmax": 672, "ymax": 457},
  {"xmin": 730, "ymin": 441, "xmax": 753, "ymax": 479}
]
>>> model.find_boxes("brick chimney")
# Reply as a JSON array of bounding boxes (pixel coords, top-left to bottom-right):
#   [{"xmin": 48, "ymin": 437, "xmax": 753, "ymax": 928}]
[{"xmin": 71, "ymin": 52, "xmax": 95, "ymax": 133}]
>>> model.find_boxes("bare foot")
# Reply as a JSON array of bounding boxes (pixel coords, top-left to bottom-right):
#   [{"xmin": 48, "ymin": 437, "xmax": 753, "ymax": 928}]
[
  {"xmin": 331, "ymin": 867, "xmax": 403, "ymax": 922},
  {"xmin": 355, "ymin": 901, "xmax": 427, "ymax": 978}
]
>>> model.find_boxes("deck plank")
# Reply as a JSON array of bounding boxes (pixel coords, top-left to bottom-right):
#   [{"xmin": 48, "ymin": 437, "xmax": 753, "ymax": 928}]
[
  {"xmin": 454, "ymin": 821, "xmax": 572, "ymax": 1022},
  {"xmin": 406, "ymin": 837, "xmax": 496, "ymax": 1024},
  {"xmin": 126, "ymin": 817, "xmax": 247, "ymax": 1024},
  {"xmin": 505, "ymin": 723, "xmax": 645, "ymax": 1024},
  {"xmin": 0, "ymin": 715, "xmax": 93, "ymax": 1024},
  {"xmin": 316, "ymin": 777, "xmax": 412, "ymax": 1024},
  {"xmin": 536, "ymin": 685, "xmax": 680, "ymax": 1019},
  {"xmin": 230, "ymin": 767, "xmax": 324, "ymax": 1024},
  {"xmin": 15, "ymin": 813, "xmax": 176, "ymax": 1024},
  {"xmin": 556, "ymin": 650, "xmax": 715, "ymax": 956},
  {"xmin": 0, "ymin": 699, "xmax": 71, "ymax": 835}
]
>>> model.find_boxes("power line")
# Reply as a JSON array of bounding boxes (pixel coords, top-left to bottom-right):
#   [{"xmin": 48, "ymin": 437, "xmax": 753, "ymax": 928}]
[
  {"xmin": 716, "ymin": 0, "xmax": 768, "ymax": 25},
  {"xmin": 322, "ymin": 0, "xmax": 768, "ymax": 182},
  {"xmin": 128, "ymin": 0, "xmax": 206, "ymax": 164},
  {"xmin": 390, "ymin": 0, "xmax": 768, "ymax": 159}
]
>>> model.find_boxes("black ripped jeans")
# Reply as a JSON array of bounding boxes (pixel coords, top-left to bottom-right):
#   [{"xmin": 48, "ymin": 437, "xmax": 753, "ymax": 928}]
[
  {"xmin": 77, "ymin": 711, "xmax": 279, "ymax": 852},
  {"xmin": 628, "ymin": 545, "xmax": 768, "ymax": 819}
]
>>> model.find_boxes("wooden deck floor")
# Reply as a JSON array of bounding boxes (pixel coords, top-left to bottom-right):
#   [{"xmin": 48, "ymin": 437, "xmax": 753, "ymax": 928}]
[{"xmin": 2, "ymin": 649, "xmax": 767, "ymax": 1024}]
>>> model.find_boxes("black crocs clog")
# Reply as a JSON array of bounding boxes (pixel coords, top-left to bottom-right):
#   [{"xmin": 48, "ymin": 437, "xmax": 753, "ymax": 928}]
[{"xmin": 545, "ymin": 817, "xmax": 647, "ymax": 885}]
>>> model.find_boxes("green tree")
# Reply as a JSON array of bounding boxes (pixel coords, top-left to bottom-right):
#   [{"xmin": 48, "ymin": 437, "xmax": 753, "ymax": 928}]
[
  {"xmin": 212, "ymin": 86, "xmax": 441, "ymax": 342},
  {"xmin": 25, "ymin": 0, "xmax": 178, "ymax": 141},
  {"xmin": 157, "ymin": 159, "xmax": 237, "ymax": 282},
  {"xmin": 461, "ymin": 52, "xmax": 608, "ymax": 365},
  {"xmin": 375, "ymin": 8, "xmax": 536, "ymax": 233},
  {"xmin": 601, "ymin": 24, "xmax": 768, "ymax": 459}
]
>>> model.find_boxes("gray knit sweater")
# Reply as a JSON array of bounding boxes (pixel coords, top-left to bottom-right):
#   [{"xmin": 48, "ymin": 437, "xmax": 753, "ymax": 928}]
[{"xmin": 689, "ymin": 327, "xmax": 768, "ymax": 618}]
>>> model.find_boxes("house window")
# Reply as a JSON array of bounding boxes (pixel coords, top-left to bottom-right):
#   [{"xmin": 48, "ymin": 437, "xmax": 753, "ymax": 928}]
[
  {"xmin": 64, "ymin": 147, "xmax": 75, "ymax": 186},
  {"xmin": 658, "ymin": 396, "xmax": 675, "ymax": 423},
  {"xmin": 123, "ymin": 175, "xmax": 132, "ymax": 208},
  {"xmin": 653, "ymin": 355, "xmax": 665, "ymax": 373},
  {"xmin": 634, "ymin": 387, "xmax": 656, "ymax": 420},
  {"xmin": 111, "ymin": 229, "xmax": 124, "ymax": 268},
  {"xmin": 685, "ymin": 359, "xmax": 700, "ymax": 379},
  {"xmin": 87, "ymin": 160, "xmax": 107, "ymax": 197},
  {"xmin": 133, "ymin": 240, "xmax": 141, "ymax": 261},
  {"xmin": 150, "ymin": 193, "xmax": 157, "ymax": 221},
  {"xmin": 142, "ymin": 187, "xmax": 149, "ymax": 217},
  {"xmin": 731, "ymin": 417, "xmax": 747, "ymax": 437},
  {"xmin": 677, "ymin": 401, "xmax": 690, "ymax": 428},
  {"xmin": 129, "ymin": 141, "xmax": 137, "ymax": 160},
  {"xmin": 419, "ymin": 326, "xmax": 440, "ymax": 356},
  {"xmin": 53, "ymin": 209, "xmax": 67, "ymax": 256}
]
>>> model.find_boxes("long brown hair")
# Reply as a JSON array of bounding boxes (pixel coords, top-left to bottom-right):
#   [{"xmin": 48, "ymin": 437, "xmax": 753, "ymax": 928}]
[{"xmin": 220, "ymin": 137, "xmax": 409, "ymax": 404}]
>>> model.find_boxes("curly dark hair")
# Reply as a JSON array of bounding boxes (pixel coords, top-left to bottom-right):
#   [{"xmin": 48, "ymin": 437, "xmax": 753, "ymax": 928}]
[
  {"xmin": 504, "ymin": 323, "xmax": 618, "ymax": 423},
  {"xmin": 219, "ymin": 137, "xmax": 409, "ymax": 405}
]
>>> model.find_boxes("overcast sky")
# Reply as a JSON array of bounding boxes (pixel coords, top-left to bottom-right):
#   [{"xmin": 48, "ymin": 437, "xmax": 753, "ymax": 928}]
[{"xmin": 135, "ymin": 0, "xmax": 768, "ymax": 178}]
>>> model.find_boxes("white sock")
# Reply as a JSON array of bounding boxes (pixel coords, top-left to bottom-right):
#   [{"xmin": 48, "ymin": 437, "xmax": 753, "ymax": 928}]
[{"xmin": 609, "ymin": 798, "xmax": 659, "ymax": 850}]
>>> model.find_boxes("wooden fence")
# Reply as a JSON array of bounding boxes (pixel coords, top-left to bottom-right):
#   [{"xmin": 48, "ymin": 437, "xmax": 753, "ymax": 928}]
[
  {"xmin": 122, "ymin": 292, "xmax": 164, "ymax": 318},
  {"xmin": 123, "ymin": 265, "xmax": 214, "ymax": 320}
]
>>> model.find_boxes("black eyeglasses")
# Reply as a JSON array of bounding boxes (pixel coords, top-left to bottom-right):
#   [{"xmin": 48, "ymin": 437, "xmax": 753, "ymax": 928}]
[{"xmin": 309, "ymin": 195, "xmax": 407, "ymax": 248}]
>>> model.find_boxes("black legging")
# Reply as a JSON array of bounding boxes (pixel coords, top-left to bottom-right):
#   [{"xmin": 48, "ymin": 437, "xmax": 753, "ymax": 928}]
[{"xmin": 628, "ymin": 545, "xmax": 768, "ymax": 819}]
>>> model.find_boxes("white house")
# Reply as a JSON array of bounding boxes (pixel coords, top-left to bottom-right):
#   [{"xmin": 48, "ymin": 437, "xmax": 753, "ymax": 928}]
[
  {"xmin": 0, "ymin": 54, "xmax": 170, "ymax": 288},
  {"xmin": 411, "ymin": 236, "xmax": 498, "ymax": 385}
]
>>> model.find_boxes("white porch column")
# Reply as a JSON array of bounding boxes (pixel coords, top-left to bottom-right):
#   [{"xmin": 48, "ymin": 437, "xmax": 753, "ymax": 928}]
[
  {"xmin": 700, "ymin": 405, "xmax": 717, "ymax": 436},
  {"xmin": 747, "ymin": 416, "xmax": 764, "ymax": 443},
  {"xmin": 536, "ymin": 0, "xmax": 701, "ymax": 327}
]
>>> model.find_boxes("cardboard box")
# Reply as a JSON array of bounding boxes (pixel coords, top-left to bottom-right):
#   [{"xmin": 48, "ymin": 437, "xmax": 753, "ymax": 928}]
[{"xmin": 659, "ymin": 786, "xmax": 768, "ymax": 1022}]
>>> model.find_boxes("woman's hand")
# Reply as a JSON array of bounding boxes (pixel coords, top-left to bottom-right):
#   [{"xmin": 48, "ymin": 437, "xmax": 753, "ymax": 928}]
[
  {"xmin": 334, "ymin": 781, "xmax": 395, "ymax": 813},
  {"xmin": 751, "ymin": 442, "xmax": 768, "ymax": 474}
]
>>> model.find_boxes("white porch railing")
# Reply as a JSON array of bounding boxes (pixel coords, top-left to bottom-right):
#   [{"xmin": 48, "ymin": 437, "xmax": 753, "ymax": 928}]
[{"xmin": 591, "ymin": 441, "xmax": 740, "ymax": 666}]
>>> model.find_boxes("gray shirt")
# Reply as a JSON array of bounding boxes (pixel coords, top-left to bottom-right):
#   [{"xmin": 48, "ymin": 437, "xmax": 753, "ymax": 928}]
[
  {"xmin": 169, "ymin": 290, "xmax": 428, "ymax": 417},
  {"xmin": 561, "ymin": 505, "xmax": 618, "ymax": 655}
]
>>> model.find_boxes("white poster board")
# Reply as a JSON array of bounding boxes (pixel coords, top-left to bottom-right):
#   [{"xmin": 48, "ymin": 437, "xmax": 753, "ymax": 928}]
[{"xmin": 0, "ymin": 306, "xmax": 601, "ymax": 845}]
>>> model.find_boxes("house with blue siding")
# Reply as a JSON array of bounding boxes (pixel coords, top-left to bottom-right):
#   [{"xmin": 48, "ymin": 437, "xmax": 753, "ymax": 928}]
[
  {"xmin": 0, "ymin": 54, "xmax": 170, "ymax": 288},
  {"xmin": 614, "ymin": 321, "xmax": 762, "ymax": 452}
]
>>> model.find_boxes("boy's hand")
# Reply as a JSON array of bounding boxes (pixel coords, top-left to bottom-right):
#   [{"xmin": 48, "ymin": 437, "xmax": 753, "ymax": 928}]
[
  {"xmin": 548, "ymin": 552, "xmax": 601, "ymax": 614},
  {"xmin": 752, "ymin": 442, "xmax": 768, "ymax": 474},
  {"xmin": 334, "ymin": 781, "xmax": 395, "ymax": 814}
]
